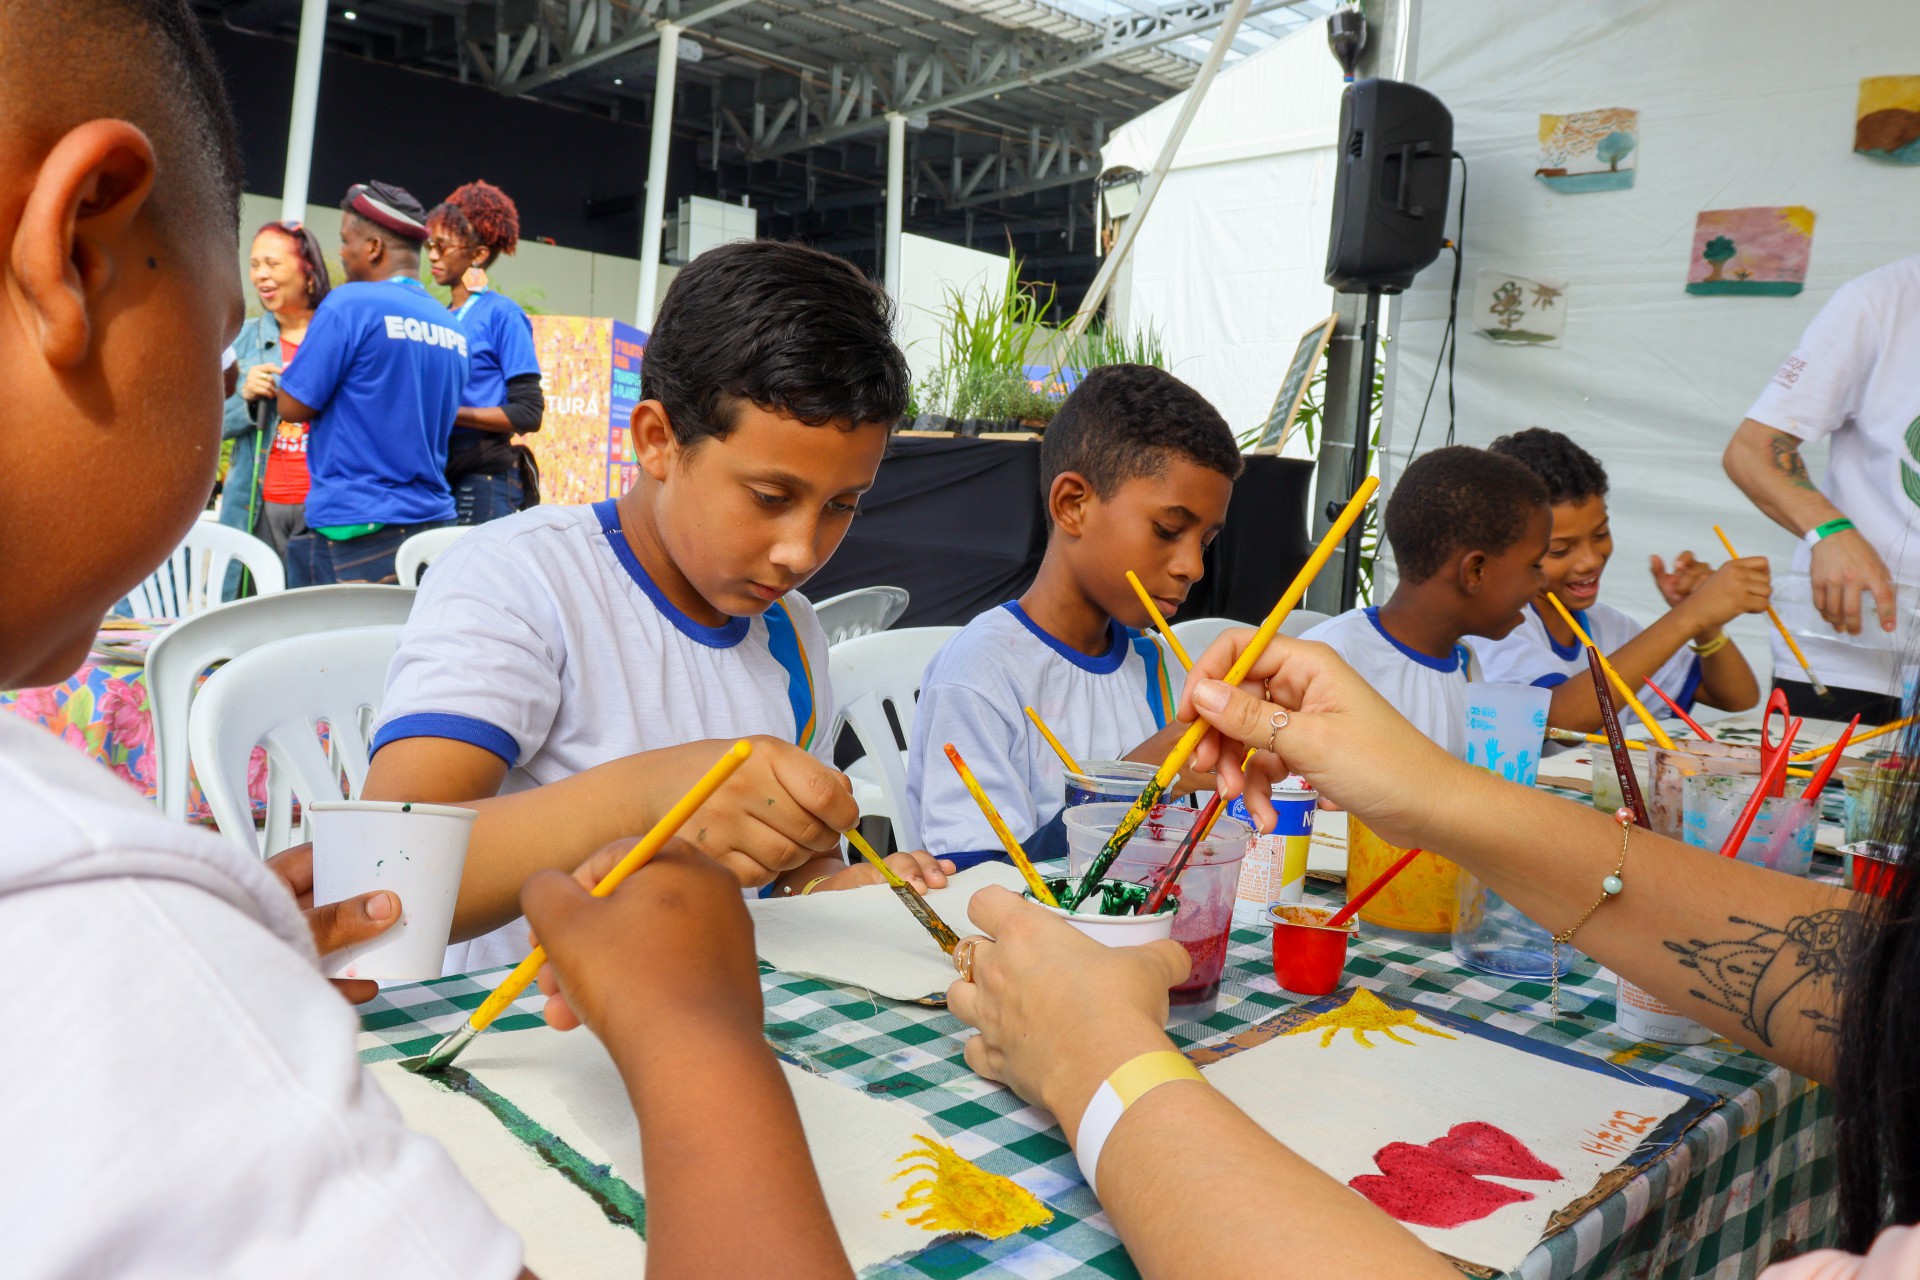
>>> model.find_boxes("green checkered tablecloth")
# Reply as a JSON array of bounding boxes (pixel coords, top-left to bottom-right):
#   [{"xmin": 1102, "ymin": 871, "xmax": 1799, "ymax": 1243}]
[{"xmin": 359, "ymin": 882, "xmax": 1833, "ymax": 1279}]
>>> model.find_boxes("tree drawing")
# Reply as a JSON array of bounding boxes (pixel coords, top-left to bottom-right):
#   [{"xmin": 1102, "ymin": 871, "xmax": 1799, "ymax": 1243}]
[
  {"xmin": 1595, "ymin": 130, "xmax": 1636, "ymax": 172},
  {"xmin": 1489, "ymin": 280, "xmax": 1525, "ymax": 331},
  {"xmin": 1702, "ymin": 236, "xmax": 1737, "ymax": 282}
]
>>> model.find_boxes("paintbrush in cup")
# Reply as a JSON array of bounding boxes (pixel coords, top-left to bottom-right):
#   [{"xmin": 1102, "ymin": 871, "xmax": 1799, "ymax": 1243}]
[
  {"xmin": 1325, "ymin": 848, "xmax": 1426, "ymax": 930},
  {"xmin": 844, "ymin": 827, "xmax": 962, "ymax": 954},
  {"xmin": 1025, "ymin": 706, "xmax": 1086, "ymax": 776},
  {"xmin": 1126, "ymin": 569, "xmax": 1194, "ymax": 669},
  {"xmin": 409, "ymin": 740, "xmax": 753, "ymax": 1074},
  {"xmin": 1545, "ymin": 593, "xmax": 1677, "ymax": 750},
  {"xmin": 1588, "ymin": 648, "xmax": 1651, "ymax": 827},
  {"xmin": 944, "ymin": 743, "xmax": 1058, "ymax": 907},
  {"xmin": 1137, "ymin": 793, "xmax": 1225, "ymax": 916},
  {"xmin": 1754, "ymin": 716, "xmax": 1861, "ymax": 869},
  {"xmin": 1789, "ymin": 714, "xmax": 1916, "ymax": 762},
  {"xmin": 1643, "ymin": 677, "xmax": 1714, "ymax": 741},
  {"xmin": 1718, "ymin": 717, "xmax": 1801, "ymax": 858},
  {"xmin": 1063, "ymin": 475, "xmax": 1380, "ymax": 910}
]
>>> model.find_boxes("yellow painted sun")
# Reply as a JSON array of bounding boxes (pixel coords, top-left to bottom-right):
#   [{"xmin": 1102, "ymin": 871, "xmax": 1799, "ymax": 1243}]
[
  {"xmin": 892, "ymin": 1134, "xmax": 1054, "ymax": 1239},
  {"xmin": 1282, "ymin": 988, "xmax": 1459, "ymax": 1049}
]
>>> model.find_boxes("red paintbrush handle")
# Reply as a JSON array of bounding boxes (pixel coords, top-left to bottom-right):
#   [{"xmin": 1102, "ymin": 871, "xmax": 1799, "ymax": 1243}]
[
  {"xmin": 1643, "ymin": 677, "xmax": 1714, "ymax": 742},
  {"xmin": 1138, "ymin": 792, "xmax": 1224, "ymax": 916},
  {"xmin": 1325, "ymin": 847, "xmax": 1424, "ymax": 930},
  {"xmin": 1803, "ymin": 715, "xmax": 1860, "ymax": 796},
  {"xmin": 1720, "ymin": 718, "xmax": 1800, "ymax": 857}
]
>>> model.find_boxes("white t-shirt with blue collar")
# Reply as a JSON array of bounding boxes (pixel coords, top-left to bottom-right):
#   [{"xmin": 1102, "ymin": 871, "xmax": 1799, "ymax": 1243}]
[
  {"xmin": 373, "ymin": 499, "xmax": 832, "ymax": 971},
  {"xmin": 1299, "ymin": 606, "xmax": 1481, "ymax": 758},
  {"xmin": 1475, "ymin": 602, "xmax": 1701, "ymax": 719},
  {"xmin": 906, "ymin": 602, "xmax": 1178, "ymax": 861}
]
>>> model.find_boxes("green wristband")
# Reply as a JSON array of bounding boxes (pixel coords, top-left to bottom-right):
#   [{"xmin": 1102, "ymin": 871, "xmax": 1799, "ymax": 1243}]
[{"xmin": 1811, "ymin": 517, "xmax": 1856, "ymax": 542}]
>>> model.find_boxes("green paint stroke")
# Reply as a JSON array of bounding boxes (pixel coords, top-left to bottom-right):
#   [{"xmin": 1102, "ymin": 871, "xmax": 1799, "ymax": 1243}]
[
  {"xmin": 1062, "ymin": 778, "xmax": 1166, "ymax": 909},
  {"xmin": 428, "ymin": 1065, "xmax": 648, "ymax": 1239}
]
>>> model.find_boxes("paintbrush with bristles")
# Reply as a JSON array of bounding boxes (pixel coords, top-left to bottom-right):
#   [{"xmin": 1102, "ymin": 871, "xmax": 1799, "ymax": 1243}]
[{"xmin": 844, "ymin": 828, "xmax": 961, "ymax": 954}]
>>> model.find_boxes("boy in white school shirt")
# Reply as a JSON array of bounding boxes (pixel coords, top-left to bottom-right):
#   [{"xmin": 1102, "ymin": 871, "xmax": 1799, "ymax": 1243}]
[
  {"xmin": 1300, "ymin": 447, "xmax": 1552, "ymax": 757},
  {"xmin": 364, "ymin": 240, "xmax": 952, "ymax": 970},
  {"xmin": 0, "ymin": 11, "xmax": 882, "ymax": 1272},
  {"xmin": 907, "ymin": 365, "xmax": 1242, "ymax": 866},
  {"xmin": 1477, "ymin": 429, "xmax": 1771, "ymax": 731}
]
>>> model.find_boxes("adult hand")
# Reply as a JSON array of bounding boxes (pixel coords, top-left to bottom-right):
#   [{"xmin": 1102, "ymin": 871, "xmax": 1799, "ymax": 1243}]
[
  {"xmin": 946, "ymin": 886, "xmax": 1188, "ymax": 1131},
  {"xmin": 527, "ymin": 839, "xmax": 762, "ymax": 1038},
  {"xmin": 1674, "ymin": 555, "xmax": 1772, "ymax": 633},
  {"xmin": 265, "ymin": 843, "xmax": 401, "ymax": 1005},
  {"xmin": 656, "ymin": 736, "xmax": 860, "ymax": 887},
  {"xmin": 1649, "ymin": 551, "xmax": 1713, "ymax": 608},
  {"xmin": 815, "ymin": 849, "xmax": 955, "ymax": 894},
  {"xmin": 241, "ymin": 362, "xmax": 282, "ymax": 402},
  {"xmin": 1810, "ymin": 528, "xmax": 1898, "ymax": 635},
  {"xmin": 1174, "ymin": 629, "xmax": 1461, "ymax": 845}
]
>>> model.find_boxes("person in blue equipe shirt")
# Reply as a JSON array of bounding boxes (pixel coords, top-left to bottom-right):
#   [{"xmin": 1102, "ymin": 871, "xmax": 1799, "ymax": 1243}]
[
  {"xmin": 906, "ymin": 365, "xmax": 1242, "ymax": 869},
  {"xmin": 426, "ymin": 181, "xmax": 544, "ymax": 526},
  {"xmin": 276, "ymin": 181, "xmax": 467, "ymax": 585}
]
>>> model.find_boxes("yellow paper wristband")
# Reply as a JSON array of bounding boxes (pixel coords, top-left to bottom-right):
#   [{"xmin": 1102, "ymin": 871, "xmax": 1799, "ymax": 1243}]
[
  {"xmin": 1106, "ymin": 1050, "xmax": 1205, "ymax": 1105},
  {"xmin": 1074, "ymin": 1050, "xmax": 1207, "ymax": 1196}
]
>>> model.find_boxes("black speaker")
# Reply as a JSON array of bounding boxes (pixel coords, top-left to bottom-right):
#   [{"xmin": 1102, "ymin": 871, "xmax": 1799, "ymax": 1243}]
[{"xmin": 1324, "ymin": 79, "xmax": 1454, "ymax": 294}]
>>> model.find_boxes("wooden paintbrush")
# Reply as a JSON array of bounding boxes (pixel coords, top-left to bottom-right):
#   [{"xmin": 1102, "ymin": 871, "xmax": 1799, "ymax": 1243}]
[
  {"xmin": 1125, "ymin": 569, "xmax": 1194, "ymax": 669},
  {"xmin": 1025, "ymin": 706, "xmax": 1086, "ymax": 776},
  {"xmin": 1643, "ymin": 677, "xmax": 1714, "ymax": 741},
  {"xmin": 1545, "ymin": 593, "xmax": 1677, "ymax": 750},
  {"xmin": 1588, "ymin": 647, "xmax": 1650, "ymax": 827},
  {"xmin": 1789, "ymin": 714, "xmax": 1916, "ymax": 762},
  {"xmin": 1325, "ymin": 848, "xmax": 1426, "ymax": 930},
  {"xmin": 1714, "ymin": 524, "xmax": 1828, "ymax": 697},
  {"xmin": 943, "ymin": 743, "xmax": 1059, "ymax": 907},
  {"xmin": 844, "ymin": 828, "xmax": 961, "ymax": 954},
  {"xmin": 1719, "ymin": 718, "xmax": 1801, "ymax": 858},
  {"xmin": 409, "ymin": 740, "xmax": 753, "ymax": 1074}
]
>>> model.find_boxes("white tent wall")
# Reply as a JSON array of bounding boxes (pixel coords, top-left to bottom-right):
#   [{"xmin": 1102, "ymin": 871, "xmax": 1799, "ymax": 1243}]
[
  {"xmin": 1386, "ymin": 0, "xmax": 1920, "ymax": 690},
  {"xmin": 1102, "ymin": 24, "xmax": 1347, "ymax": 439}
]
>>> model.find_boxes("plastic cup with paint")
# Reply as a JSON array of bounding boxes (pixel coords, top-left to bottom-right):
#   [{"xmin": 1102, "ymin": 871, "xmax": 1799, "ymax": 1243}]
[
  {"xmin": 1680, "ymin": 773, "xmax": 1816, "ymax": 878},
  {"xmin": 1026, "ymin": 884, "xmax": 1178, "ymax": 945},
  {"xmin": 1064, "ymin": 801, "xmax": 1251, "ymax": 1021},
  {"xmin": 1842, "ymin": 840, "xmax": 1907, "ymax": 898},
  {"xmin": 1590, "ymin": 749, "xmax": 1651, "ymax": 818},
  {"xmin": 1231, "ymin": 781, "xmax": 1318, "ymax": 915},
  {"xmin": 308, "ymin": 800, "xmax": 478, "ymax": 981},
  {"xmin": 1646, "ymin": 741, "xmax": 1759, "ymax": 839},
  {"xmin": 1062, "ymin": 760, "xmax": 1161, "ymax": 810},
  {"xmin": 1614, "ymin": 976, "xmax": 1713, "ymax": 1045},
  {"xmin": 1841, "ymin": 763, "xmax": 1920, "ymax": 848},
  {"xmin": 1461, "ymin": 682, "xmax": 1550, "ymax": 787},
  {"xmin": 1346, "ymin": 816, "xmax": 1459, "ymax": 942},
  {"xmin": 1268, "ymin": 903, "xmax": 1356, "ymax": 996}
]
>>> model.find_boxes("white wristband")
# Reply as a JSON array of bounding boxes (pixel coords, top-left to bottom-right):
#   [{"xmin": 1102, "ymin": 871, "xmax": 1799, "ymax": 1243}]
[
  {"xmin": 1073, "ymin": 1081, "xmax": 1127, "ymax": 1197},
  {"xmin": 1070, "ymin": 1050, "xmax": 1207, "ymax": 1199}
]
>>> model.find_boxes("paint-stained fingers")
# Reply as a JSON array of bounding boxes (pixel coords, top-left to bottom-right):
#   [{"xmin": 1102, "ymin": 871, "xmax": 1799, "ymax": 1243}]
[{"xmin": 737, "ymin": 740, "xmax": 857, "ymax": 854}]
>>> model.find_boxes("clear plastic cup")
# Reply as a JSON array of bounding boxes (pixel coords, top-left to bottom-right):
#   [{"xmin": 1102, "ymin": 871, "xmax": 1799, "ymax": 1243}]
[
  {"xmin": 1841, "ymin": 764, "xmax": 1920, "ymax": 847},
  {"xmin": 308, "ymin": 800, "xmax": 478, "ymax": 980},
  {"xmin": 1062, "ymin": 760, "xmax": 1162, "ymax": 809},
  {"xmin": 1461, "ymin": 683, "xmax": 1550, "ymax": 785},
  {"xmin": 1681, "ymin": 775, "xmax": 1816, "ymax": 877},
  {"xmin": 1646, "ymin": 741, "xmax": 1760, "ymax": 838},
  {"xmin": 1347, "ymin": 816, "xmax": 1459, "ymax": 941},
  {"xmin": 1591, "ymin": 748, "xmax": 1652, "ymax": 817}
]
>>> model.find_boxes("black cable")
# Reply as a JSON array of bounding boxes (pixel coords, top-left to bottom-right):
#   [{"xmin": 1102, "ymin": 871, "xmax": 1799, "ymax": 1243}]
[{"xmin": 1406, "ymin": 151, "xmax": 1468, "ymax": 459}]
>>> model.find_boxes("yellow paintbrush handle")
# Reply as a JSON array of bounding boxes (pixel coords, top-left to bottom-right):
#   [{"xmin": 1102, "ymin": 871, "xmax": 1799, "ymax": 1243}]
[
  {"xmin": 1789, "ymin": 714, "xmax": 1916, "ymax": 761},
  {"xmin": 844, "ymin": 826, "xmax": 906, "ymax": 888},
  {"xmin": 1025, "ymin": 706, "xmax": 1085, "ymax": 776},
  {"xmin": 1127, "ymin": 570, "xmax": 1193, "ymax": 670},
  {"xmin": 1544, "ymin": 592, "xmax": 1677, "ymax": 751},
  {"xmin": 1713, "ymin": 524, "xmax": 1824, "ymax": 688},
  {"xmin": 462, "ymin": 740, "xmax": 753, "ymax": 1034},
  {"xmin": 944, "ymin": 743, "xmax": 1059, "ymax": 907}
]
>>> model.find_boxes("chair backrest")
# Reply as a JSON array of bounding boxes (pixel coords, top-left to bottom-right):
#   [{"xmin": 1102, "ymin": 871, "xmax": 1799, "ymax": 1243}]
[
  {"xmin": 395, "ymin": 526, "xmax": 473, "ymax": 586},
  {"xmin": 813, "ymin": 585, "xmax": 911, "ymax": 646},
  {"xmin": 1170, "ymin": 616, "xmax": 1253, "ymax": 663},
  {"xmin": 146, "ymin": 585, "xmax": 417, "ymax": 821},
  {"xmin": 187, "ymin": 625, "xmax": 403, "ymax": 857},
  {"xmin": 123, "ymin": 521, "xmax": 285, "ymax": 620},
  {"xmin": 1279, "ymin": 608, "xmax": 1332, "ymax": 638},
  {"xmin": 826, "ymin": 626, "xmax": 958, "ymax": 851}
]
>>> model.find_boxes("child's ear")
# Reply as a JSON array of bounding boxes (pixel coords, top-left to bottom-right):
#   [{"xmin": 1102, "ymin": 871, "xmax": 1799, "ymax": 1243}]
[
  {"xmin": 629, "ymin": 400, "xmax": 677, "ymax": 482},
  {"xmin": 11, "ymin": 120, "xmax": 158, "ymax": 369},
  {"xmin": 1049, "ymin": 471, "xmax": 1096, "ymax": 538},
  {"xmin": 1457, "ymin": 549, "xmax": 1489, "ymax": 597}
]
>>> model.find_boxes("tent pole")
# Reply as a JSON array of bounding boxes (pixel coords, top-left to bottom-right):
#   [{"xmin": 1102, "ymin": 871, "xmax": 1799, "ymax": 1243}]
[
  {"xmin": 636, "ymin": 22, "xmax": 682, "ymax": 330},
  {"xmin": 280, "ymin": 0, "xmax": 329, "ymax": 223},
  {"xmin": 884, "ymin": 112, "xmax": 906, "ymax": 302}
]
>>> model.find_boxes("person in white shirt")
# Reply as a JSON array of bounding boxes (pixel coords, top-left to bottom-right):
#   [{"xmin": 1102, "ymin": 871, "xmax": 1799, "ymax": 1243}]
[
  {"xmin": 907, "ymin": 366, "xmax": 1239, "ymax": 864},
  {"xmin": 1725, "ymin": 254, "xmax": 1920, "ymax": 721},
  {"xmin": 1300, "ymin": 447, "xmax": 1551, "ymax": 756},
  {"xmin": 363, "ymin": 240, "xmax": 951, "ymax": 969},
  {"xmin": 1479, "ymin": 429, "xmax": 1770, "ymax": 730}
]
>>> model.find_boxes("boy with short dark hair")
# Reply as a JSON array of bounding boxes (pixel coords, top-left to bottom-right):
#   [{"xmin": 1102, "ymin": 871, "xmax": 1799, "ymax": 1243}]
[
  {"xmin": 1478, "ymin": 428, "xmax": 1769, "ymax": 730},
  {"xmin": 366, "ymin": 239, "xmax": 951, "ymax": 970},
  {"xmin": 906, "ymin": 364, "xmax": 1244, "ymax": 864},
  {"xmin": 1300, "ymin": 446, "xmax": 1551, "ymax": 756}
]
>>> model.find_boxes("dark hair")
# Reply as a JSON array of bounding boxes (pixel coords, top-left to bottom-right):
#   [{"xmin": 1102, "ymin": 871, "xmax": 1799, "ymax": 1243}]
[
  {"xmin": 1384, "ymin": 446, "xmax": 1550, "ymax": 583},
  {"xmin": 251, "ymin": 220, "xmax": 332, "ymax": 309},
  {"xmin": 1488, "ymin": 428, "xmax": 1610, "ymax": 506},
  {"xmin": 1836, "ymin": 714, "xmax": 1920, "ymax": 1250},
  {"xmin": 642, "ymin": 240, "xmax": 908, "ymax": 442},
  {"xmin": 1040, "ymin": 364, "xmax": 1243, "ymax": 509},
  {"xmin": 428, "ymin": 181, "xmax": 521, "ymax": 263}
]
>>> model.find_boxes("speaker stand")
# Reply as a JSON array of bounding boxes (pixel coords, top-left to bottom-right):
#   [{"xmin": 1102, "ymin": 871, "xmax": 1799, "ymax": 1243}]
[{"xmin": 1337, "ymin": 288, "xmax": 1383, "ymax": 612}]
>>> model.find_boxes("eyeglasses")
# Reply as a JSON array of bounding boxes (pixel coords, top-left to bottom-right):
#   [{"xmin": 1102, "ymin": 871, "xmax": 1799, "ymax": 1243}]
[{"xmin": 424, "ymin": 239, "xmax": 470, "ymax": 255}]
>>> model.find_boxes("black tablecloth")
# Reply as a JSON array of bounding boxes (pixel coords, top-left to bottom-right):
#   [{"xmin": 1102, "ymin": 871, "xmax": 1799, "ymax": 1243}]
[{"xmin": 806, "ymin": 437, "xmax": 1315, "ymax": 627}]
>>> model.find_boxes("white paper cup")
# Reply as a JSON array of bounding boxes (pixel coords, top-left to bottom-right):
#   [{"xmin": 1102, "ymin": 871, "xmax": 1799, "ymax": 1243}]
[
  {"xmin": 1614, "ymin": 976, "xmax": 1713, "ymax": 1045},
  {"xmin": 308, "ymin": 800, "xmax": 478, "ymax": 980},
  {"xmin": 1025, "ymin": 884, "xmax": 1178, "ymax": 945}
]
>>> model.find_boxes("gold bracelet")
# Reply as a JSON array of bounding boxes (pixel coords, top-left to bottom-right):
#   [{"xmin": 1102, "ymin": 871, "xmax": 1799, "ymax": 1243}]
[
  {"xmin": 1547, "ymin": 811, "xmax": 1632, "ymax": 1018},
  {"xmin": 1690, "ymin": 631, "xmax": 1731, "ymax": 658}
]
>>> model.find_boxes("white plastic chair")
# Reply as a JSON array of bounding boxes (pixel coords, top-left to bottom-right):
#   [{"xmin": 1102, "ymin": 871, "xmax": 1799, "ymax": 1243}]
[
  {"xmin": 187, "ymin": 625, "xmax": 403, "ymax": 857},
  {"xmin": 826, "ymin": 627, "xmax": 958, "ymax": 852},
  {"xmin": 1170, "ymin": 611, "xmax": 1331, "ymax": 661},
  {"xmin": 1280, "ymin": 608, "xmax": 1333, "ymax": 638},
  {"xmin": 395, "ymin": 526, "xmax": 473, "ymax": 586},
  {"xmin": 123, "ymin": 522, "xmax": 285, "ymax": 619},
  {"xmin": 813, "ymin": 586, "xmax": 911, "ymax": 646},
  {"xmin": 146, "ymin": 585, "xmax": 417, "ymax": 821}
]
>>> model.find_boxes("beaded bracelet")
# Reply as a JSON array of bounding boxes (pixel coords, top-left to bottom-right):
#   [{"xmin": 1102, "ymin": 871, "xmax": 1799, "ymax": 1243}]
[
  {"xmin": 1547, "ymin": 809, "xmax": 1632, "ymax": 1018},
  {"xmin": 1690, "ymin": 631, "xmax": 1731, "ymax": 658}
]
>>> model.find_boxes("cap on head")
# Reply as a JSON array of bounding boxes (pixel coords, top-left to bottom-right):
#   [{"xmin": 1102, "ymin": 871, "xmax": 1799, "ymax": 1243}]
[{"xmin": 344, "ymin": 181, "xmax": 429, "ymax": 242}]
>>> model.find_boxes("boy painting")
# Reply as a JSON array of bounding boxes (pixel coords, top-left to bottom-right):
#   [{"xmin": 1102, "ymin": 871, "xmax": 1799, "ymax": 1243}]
[{"xmin": 907, "ymin": 365, "xmax": 1242, "ymax": 865}]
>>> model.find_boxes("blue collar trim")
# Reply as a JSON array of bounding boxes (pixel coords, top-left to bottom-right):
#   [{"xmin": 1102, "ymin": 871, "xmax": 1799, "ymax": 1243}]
[
  {"xmin": 1003, "ymin": 602, "xmax": 1129, "ymax": 674},
  {"xmin": 1363, "ymin": 607, "xmax": 1463, "ymax": 674},
  {"xmin": 1534, "ymin": 602, "xmax": 1586, "ymax": 661},
  {"xmin": 594, "ymin": 499, "xmax": 749, "ymax": 649}
]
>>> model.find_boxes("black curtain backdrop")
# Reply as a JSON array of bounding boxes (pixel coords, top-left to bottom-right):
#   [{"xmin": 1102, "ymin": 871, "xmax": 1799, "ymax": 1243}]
[{"xmin": 806, "ymin": 439, "xmax": 1316, "ymax": 628}]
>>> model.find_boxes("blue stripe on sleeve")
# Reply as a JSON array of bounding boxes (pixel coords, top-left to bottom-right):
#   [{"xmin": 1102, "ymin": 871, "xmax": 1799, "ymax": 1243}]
[
  {"xmin": 1531, "ymin": 672, "xmax": 1573, "ymax": 689},
  {"xmin": 372, "ymin": 712, "xmax": 520, "ymax": 766}
]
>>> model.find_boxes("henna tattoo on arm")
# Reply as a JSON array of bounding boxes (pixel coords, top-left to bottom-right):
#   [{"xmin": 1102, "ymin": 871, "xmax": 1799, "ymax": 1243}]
[
  {"xmin": 1766, "ymin": 432, "xmax": 1818, "ymax": 492},
  {"xmin": 1664, "ymin": 909, "xmax": 1852, "ymax": 1046}
]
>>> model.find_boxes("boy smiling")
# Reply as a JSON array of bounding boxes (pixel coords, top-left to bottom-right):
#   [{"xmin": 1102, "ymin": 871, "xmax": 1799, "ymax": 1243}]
[{"xmin": 365, "ymin": 240, "xmax": 950, "ymax": 970}]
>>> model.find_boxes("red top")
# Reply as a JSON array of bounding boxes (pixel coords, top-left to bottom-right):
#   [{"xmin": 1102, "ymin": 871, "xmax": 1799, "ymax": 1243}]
[{"xmin": 260, "ymin": 336, "xmax": 310, "ymax": 505}]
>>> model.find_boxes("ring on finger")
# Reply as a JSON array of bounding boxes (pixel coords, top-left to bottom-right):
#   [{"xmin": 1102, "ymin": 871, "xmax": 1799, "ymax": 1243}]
[
  {"xmin": 952, "ymin": 935, "xmax": 985, "ymax": 983},
  {"xmin": 1266, "ymin": 707, "xmax": 1290, "ymax": 755}
]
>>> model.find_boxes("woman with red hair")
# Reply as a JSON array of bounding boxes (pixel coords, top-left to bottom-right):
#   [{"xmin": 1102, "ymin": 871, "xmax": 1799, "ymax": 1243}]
[
  {"xmin": 426, "ymin": 181, "xmax": 545, "ymax": 525},
  {"xmin": 218, "ymin": 219, "xmax": 332, "ymax": 594}
]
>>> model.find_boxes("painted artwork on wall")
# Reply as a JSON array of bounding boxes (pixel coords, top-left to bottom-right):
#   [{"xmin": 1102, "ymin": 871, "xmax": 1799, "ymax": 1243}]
[
  {"xmin": 1535, "ymin": 108, "xmax": 1638, "ymax": 192},
  {"xmin": 1856, "ymin": 76, "xmax": 1920, "ymax": 164},
  {"xmin": 1473, "ymin": 270, "xmax": 1568, "ymax": 346},
  {"xmin": 1685, "ymin": 207, "xmax": 1816, "ymax": 297}
]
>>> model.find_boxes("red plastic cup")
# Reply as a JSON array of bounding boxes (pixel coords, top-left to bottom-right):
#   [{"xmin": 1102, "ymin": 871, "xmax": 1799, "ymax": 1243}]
[
  {"xmin": 1268, "ymin": 903, "xmax": 1356, "ymax": 996},
  {"xmin": 1846, "ymin": 842, "xmax": 1907, "ymax": 899}
]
